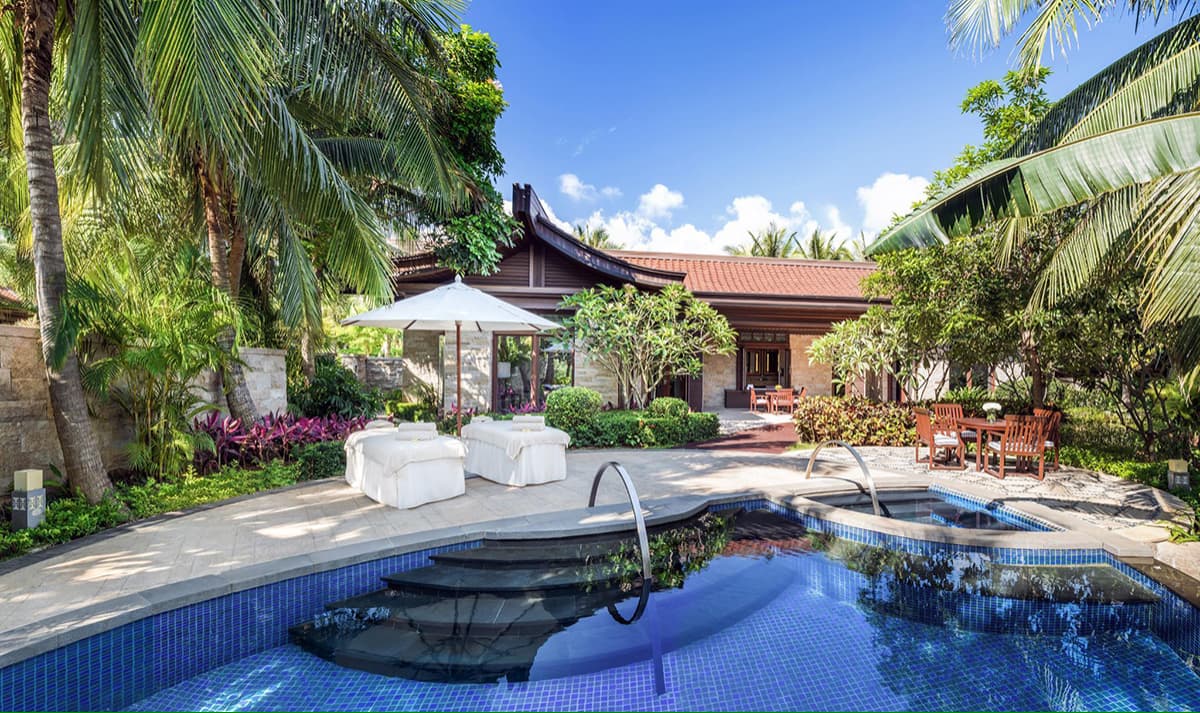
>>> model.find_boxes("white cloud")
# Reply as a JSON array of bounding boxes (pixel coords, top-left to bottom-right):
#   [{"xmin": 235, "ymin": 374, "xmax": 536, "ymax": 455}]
[
  {"xmin": 559, "ymin": 173, "xmax": 621, "ymax": 202},
  {"xmin": 856, "ymin": 172, "xmax": 929, "ymax": 235},
  {"xmin": 637, "ymin": 184, "xmax": 685, "ymax": 219},
  {"xmin": 825, "ymin": 206, "xmax": 853, "ymax": 244},
  {"xmin": 579, "ymin": 193, "xmax": 854, "ymax": 256}
]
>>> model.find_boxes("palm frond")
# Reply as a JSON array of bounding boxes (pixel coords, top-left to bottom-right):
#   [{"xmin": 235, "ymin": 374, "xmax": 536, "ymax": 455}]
[
  {"xmin": 868, "ymin": 112, "xmax": 1200, "ymax": 254},
  {"xmin": 62, "ymin": 0, "xmax": 149, "ymax": 200},
  {"xmin": 135, "ymin": 0, "xmax": 279, "ymax": 167},
  {"xmin": 1016, "ymin": 13, "xmax": 1200, "ymax": 152},
  {"xmin": 1031, "ymin": 186, "xmax": 1136, "ymax": 305}
]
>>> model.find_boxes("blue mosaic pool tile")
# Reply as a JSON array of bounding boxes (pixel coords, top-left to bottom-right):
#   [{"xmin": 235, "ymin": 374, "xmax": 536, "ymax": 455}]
[{"xmin": 3, "ymin": 497, "xmax": 1199, "ymax": 712}]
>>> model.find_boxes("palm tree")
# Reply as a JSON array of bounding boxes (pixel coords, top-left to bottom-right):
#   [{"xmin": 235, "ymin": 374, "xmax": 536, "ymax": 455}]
[
  {"xmin": 0, "ymin": 0, "xmax": 115, "ymax": 502},
  {"xmin": 573, "ymin": 223, "xmax": 622, "ymax": 249},
  {"xmin": 724, "ymin": 223, "xmax": 801, "ymax": 257},
  {"xmin": 797, "ymin": 228, "xmax": 854, "ymax": 261},
  {"xmin": 89, "ymin": 0, "xmax": 465, "ymax": 421},
  {"xmin": 872, "ymin": 6, "xmax": 1200, "ymax": 374}
]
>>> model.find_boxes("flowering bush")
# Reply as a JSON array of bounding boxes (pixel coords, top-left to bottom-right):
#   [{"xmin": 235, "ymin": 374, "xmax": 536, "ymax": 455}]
[
  {"xmin": 793, "ymin": 396, "xmax": 915, "ymax": 447},
  {"xmin": 192, "ymin": 412, "xmax": 367, "ymax": 473}
]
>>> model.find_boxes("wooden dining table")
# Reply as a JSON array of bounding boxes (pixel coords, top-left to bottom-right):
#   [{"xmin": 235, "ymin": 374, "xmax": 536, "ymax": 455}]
[{"xmin": 956, "ymin": 416, "xmax": 1004, "ymax": 470}]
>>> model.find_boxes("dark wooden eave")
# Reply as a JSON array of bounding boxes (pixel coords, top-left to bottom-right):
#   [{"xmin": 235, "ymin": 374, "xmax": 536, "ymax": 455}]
[{"xmin": 391, "ymin": 185, "xmax": 686, "ymax": 290}]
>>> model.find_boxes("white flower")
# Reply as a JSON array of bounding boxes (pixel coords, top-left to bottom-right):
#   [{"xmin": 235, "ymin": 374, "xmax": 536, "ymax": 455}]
[{"xmin": 982, "ymin": 402, "xmax": 1002, "ymax": 413}]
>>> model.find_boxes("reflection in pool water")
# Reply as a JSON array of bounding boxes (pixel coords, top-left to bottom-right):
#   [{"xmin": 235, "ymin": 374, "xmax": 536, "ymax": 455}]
[{"xmin": 129, "ymin": 506, "xmax": 1200, "ymax": 712}]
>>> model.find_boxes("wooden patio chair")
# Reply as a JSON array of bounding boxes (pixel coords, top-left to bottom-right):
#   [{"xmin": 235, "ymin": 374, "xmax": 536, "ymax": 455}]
[
  {"xmin": 1033, "ymin": 408, "xmax": 1062, "ymax": 469},
  {"xmin": 792, "ymin": 386, "xmax": 808, "ymax": 408},
  {"xmin": 773, "ymin": 388, "xmax": 794, "ymax": 413},
  {"xmin": 933, "ymin": 402, "xmax": 976, "ymax": 457},
  {"xmin": 914, "ymin": 407, "xmax": 965, "ymax": 470},
  {"xmin": 748, "ymin": 385, "xmax": 768, "ymax": 413},
  {"xmin": 984, "ymin": 414, "xmax": 1049, "ymax": 480}
]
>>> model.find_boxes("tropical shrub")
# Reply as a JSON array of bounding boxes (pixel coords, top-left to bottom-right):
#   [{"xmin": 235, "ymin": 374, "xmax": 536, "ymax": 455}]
[
  {"xmin": 290, "ymin": 355, "xmax": 383, "ymax": 418},
  {"xmin": 545, "ymin": 387, "xmax": 603, "ymax": 433},
  {"xmin": 940, "ymin": 386, "xmax": 992, "ymax": 416},
  {"xmin": 570, "ymin": 411, "xmax": 718, "ymax": 449},
  {"xmin": 647, "ymin": 397, "xmax": 690, "ymax": 419},
  {"xmin": 60, "ymin": 242, "xmax": 241, "ymax": 478},
  {"xmin": 291, "ymin": 442, "xmax": 347, "ymax": 482},
  {"xmin": 386, "ymin": 400, "xmax": 438, "ymax": 423},
  {"xmin": 793, "ymin": 396, "xmax": 915, "ymax": 447},
  {"xmin": 192, "ymin": 412, "xmax": 367, "ymax": 473}
]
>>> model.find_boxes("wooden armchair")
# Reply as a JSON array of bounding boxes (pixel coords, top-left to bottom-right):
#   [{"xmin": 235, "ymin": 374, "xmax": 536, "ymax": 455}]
[
  {"xmin": 773, "ymin": 388, "xmax": 794, "ymax": 413},
  {"xmin": 985, "ymin": 414, "xmax": 1049, "ymax": 480},
  {"xmin": 914, "ymin": 407, "xmax": 965, "ymax": 470},
  {"xmin": 933, "ymin": 402, "xmax": 975, "ymax": 456},
  {"xmin": 748, "ymin": 386, "xmax": 768, "ymax": 413},
  {"xmin": 793, "ymin": 386, "xmax": 808, "ymax": 407},
  {"xmin": 1033, "ymin": 408, "xmax": 1062, "ymax": 469}
]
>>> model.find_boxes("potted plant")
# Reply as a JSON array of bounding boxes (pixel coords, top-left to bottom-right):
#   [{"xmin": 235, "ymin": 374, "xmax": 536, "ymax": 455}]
[{"xmin": 982, "ymin": 401, "xmax": 1002, "ymax": 423}]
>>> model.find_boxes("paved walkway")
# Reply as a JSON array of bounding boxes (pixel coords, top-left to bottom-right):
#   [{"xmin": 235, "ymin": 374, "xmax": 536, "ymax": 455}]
[{"xmin": 0, "ymin": 445, "xmax": 1194, "ymax": 654}]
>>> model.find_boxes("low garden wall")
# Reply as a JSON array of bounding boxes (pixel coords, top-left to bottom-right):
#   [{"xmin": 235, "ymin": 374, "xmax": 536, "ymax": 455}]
[{"xmin": 0, "ymin": 327, "xmax": 286, "ymax": 494}]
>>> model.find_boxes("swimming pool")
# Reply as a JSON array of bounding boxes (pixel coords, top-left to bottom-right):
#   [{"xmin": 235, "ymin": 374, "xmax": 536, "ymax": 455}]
[{"xmin": 2, "ymin": 498, "xmax": 1198, "ymax": 711}]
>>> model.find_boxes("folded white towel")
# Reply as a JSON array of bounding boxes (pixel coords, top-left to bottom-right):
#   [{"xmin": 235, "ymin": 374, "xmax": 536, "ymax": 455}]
[
  {"xmin": 365, "ymin": 419, "xmax": 394, "ymax": 430},
  {"xmin": 396, "ymin": 421, "xmax": 437, "ymax": 434},
  {"xmin": 396, "ymin": 430, "xmax": 438, "ymax": 441},
  {"xmin": 513, "ymin": 422, "xmax": 545, "ymax": 432},
  {"xmin": 512, "ymin": 415, "xmax": 545, "ymax": 426}
]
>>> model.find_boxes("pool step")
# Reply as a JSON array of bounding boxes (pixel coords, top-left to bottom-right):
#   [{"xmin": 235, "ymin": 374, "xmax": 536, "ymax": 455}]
[
  {"xmin": 382, "ymin": 562, "xmax": 625, "ymax": 595},
  {"xmin": 429, "ymin": 540, "xmax": 633, "ymax": 568}
]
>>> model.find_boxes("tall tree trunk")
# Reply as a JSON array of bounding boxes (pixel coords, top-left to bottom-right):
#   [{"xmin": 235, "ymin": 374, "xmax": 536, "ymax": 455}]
[
  {"xmin": 20, "ymin": 0, "xmax": 113, "ymax": 503},
  {"xmin": 195, "ymin": 154, "xmax": 258, "ymax": 422},
  {"xmin": 1021, "ymin": 330, "xmax": 1047, "ymax": 409}
]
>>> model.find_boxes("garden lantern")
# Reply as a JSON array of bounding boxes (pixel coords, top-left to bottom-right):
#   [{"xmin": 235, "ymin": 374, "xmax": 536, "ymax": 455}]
[
  {"xmin": 11, "ymin": 468, "xmax": 45, "ymax": 530},
  {"xmin": 1168, "ymin": 459, "xmax": 1190, "ymax": 491}
]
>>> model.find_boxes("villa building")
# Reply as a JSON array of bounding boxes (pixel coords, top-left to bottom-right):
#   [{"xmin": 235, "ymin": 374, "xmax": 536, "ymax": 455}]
[{"xmin": 394, "ymin": 184, "xmax": 883, "ymax": 412}]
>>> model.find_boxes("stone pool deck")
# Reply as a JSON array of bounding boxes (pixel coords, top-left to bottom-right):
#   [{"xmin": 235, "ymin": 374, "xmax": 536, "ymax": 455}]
[{"xmin": 0, "ymin": 445, "xmax": 1195, "ymax": 667}]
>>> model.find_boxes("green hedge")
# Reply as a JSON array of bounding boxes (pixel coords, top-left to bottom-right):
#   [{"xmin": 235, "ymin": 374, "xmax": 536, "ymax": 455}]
[
  {"xmin": 569, "ymin": 410, "xmax": 719, "ymax": 448},
  {"xmin": 793, "ymin": 396, "xmax": 915, "ymax": 446},
  {"xmin": 385, "ymin": 400, "xmax": 437, "ymax": 423},
  {"xmin": 291, "ymin": 441, "xmax": 347, "ymax": 482},
  {"xmin": 647, "ymin": 396, "xmax": 690, "ymax": 419},
  {"xmin": 545, "ymin": 387, "xmax": 602, "ymax": 433}
]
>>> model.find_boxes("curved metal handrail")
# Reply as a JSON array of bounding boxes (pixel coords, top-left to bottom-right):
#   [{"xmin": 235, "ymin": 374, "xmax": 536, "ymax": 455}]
[
  {"xmin": 803, "ymin": 440, "xmax": 884, "ymax": 518},
  {"xmin": 589, "ymin": 461, "xmax": 653, "ymax": 625}
]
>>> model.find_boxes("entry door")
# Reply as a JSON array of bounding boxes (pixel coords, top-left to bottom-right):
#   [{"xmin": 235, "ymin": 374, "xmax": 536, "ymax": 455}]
[{"xmin": 745, "ymin": 348, "xmax": 784, "ymax": 388}]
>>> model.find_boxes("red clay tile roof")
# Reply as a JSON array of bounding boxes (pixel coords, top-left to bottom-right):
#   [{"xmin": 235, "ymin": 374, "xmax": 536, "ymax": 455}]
[{"xmin": 609, "ymin": 251, "xmax": 875, "ymax": 299}]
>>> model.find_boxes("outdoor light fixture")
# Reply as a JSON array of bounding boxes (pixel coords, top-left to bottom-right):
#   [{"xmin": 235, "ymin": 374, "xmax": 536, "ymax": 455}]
[
  {"xmin": 12, "ymin": 468, "xmax": 45, "ymax": 529},
  {"xmin": 1168, "ymin": 459, "xmax": 1191, "ymax": 491}
]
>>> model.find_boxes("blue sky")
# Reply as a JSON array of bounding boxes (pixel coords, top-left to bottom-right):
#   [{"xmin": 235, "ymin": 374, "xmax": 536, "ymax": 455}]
[{"xmin": 463, "ymin": 2, "xmax": 1155, "ymax": 253}]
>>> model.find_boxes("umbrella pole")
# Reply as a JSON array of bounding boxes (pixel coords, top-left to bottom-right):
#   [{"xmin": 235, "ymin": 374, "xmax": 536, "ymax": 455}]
[{"xmin": 456, "ymin": 320, "xmax": 463, "ymax": 436}]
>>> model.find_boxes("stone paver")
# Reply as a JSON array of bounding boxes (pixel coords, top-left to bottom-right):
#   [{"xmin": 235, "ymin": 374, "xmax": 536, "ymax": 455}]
[
  {"xmin": 714, "ymin": 408, "xmax": 792, "ymax": 435},
  {"xmin": 0, "ymin": 445, "xmax": 1195, "ymax": 651}
]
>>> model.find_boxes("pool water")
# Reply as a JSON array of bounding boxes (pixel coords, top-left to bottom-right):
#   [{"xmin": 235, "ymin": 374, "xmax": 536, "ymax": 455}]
[
  {"xmin": 811, "ymin": 489, "xmax": 1044, "ymax": 530},
  {"xmin": 125, "ymin": 508, "xmax": 1200, "ymax": 712}
]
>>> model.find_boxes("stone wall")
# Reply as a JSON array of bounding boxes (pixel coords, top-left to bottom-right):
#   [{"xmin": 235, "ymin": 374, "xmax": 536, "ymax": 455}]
[
  {"xmin": 790, "ymin": 334, "xmax": 833, "ymax": 397},
  {"xmin": 442, "ymin": 329, "xmax": 492, "ymax": 411},
  {"xmin": 191, "ymin": 348, "xmax": 288, "ymax": 417},
  {"xmin": 0, "ymin": 328, "xmax": 286, "ymax": 494},
  {"xmin": 0, "ymin": 326, "xmax": 129, "ymax": 493},
  {"xmin": 574, "ymin": 342, "xmax": 619, "ymax": 408},
  {"xmin": 399, "ymin": 331, "xmax": 442, "ymax": 404},
  {"xmin": 701, "ymin": 351, "xmax": 736, "ymax": 411},
  {"xmin": 338, "ymin": 354, "xmax": 406, "ymax": 391}
]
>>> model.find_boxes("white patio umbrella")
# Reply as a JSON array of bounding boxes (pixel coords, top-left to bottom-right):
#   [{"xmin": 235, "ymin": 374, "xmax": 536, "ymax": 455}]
[{"xmin": 342, "ymin": 276, "xmax": 559, "ymax": 434}]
